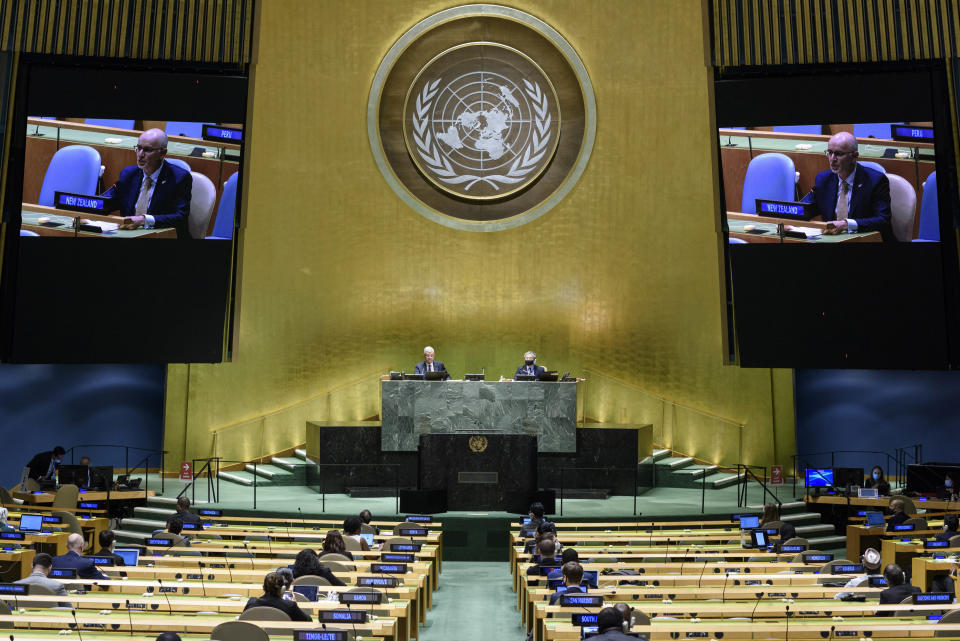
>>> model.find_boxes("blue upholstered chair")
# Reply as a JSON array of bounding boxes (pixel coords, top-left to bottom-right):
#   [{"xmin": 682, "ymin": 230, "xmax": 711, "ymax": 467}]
[
  {"xmin": 19, "ymin": 230, "xmax": 39, "ymax": 237},
  {"xmin": 164, "ymin": 158, "xmax": 191, "ymax": 172},
  {"xmin": 858, "ymin": 161, "xmax": 887, "ymax": 174},
  {"xmin": 772, "ymin": 125, "xmax": 822, "ymax": 135},
  {"xmin": 37, "ymin": 145, "xmax": 102, "ymax": 207},
  {"xmin": 165, "ymin": 121, "xmax": 212, "ymax": 138},
  {"xmin": 887, "ymin": 173, "xmax": 917, "ymax": 242},
  {"xmin": 915, "ymin": 171, "xmax": 939, "ymax": 242},
  {"xmin": 207, "ymin": 172, "xmax": 238, "ymax": 240},
  {"xmin": 84, "ymin": 118, "xmax": 135, "ymax": 129},
  {"xmin": 740, "ymin": 153, "xmax": 796, "ymax": 214},
  {"xmin": 854, "ymin": 123, "xmax": 901, "ymax": 140}
]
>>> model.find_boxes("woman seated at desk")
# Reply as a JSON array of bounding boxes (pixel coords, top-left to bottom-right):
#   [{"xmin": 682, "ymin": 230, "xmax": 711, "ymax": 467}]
[{"xmin": 244, "ymin": 571, "xmax": 312, "ymax": 622}]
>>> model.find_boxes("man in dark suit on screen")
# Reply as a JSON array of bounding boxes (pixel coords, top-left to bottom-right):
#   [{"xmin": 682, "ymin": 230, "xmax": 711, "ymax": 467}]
[
  {"xmin": 514, "ymin": 350, "xmax": 546, "ymax": 379},
  {"xmin": 414, "ymin": 346, "xmax": 450, "ymax": 379},
  {"xmin": 802, "ymin": 131, "xmax": 893, "ymax": 241},
  {"xmin": 100, "ymin": 128, "xmax": 192, "ymax": 239}
]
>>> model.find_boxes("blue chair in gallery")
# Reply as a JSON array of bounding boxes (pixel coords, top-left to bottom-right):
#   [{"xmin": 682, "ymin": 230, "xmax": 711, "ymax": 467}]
[
  {"xmin": 37, "ymin": 145, "xmax": 102, "ymax": 207},
  {"xmin": 740, "ymin": 153, "xmax": 796, "ymax": 214},
  {"xmin": 772, "ymin": 125, "xmax": 822, "ymax": 135},
  {"xmin": 165, "ymin": 121, "xmax": 213, "ymax": 138},
  {"xmin": 207, "ymin": 172, "xmax": 238, "ymax": 240},
  {"xmin": 854, "ymin": 123, "xmax": 901, "ymax": 140},
  {"xmin": 84, "ymin": 118, "xmax": 135, "ymax": 129},
  {"xmin": 915, "ymin": 171, "xmax": 939, "ymax": 242},
  {"xmin": 858, "ymin": 160, "xmax": 886, "ymax": 174}
]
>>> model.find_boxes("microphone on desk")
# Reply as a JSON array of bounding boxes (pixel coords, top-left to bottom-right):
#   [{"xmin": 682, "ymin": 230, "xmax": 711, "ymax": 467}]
[
  {"xmin": 124, "ymin": 599, "xmax": 134, "ymax": 636},
  {"xmin": 721, "ymin": 570, "xmax": 730, "ymax": 603},
  {"xmin": 71, "ymin": 609, "xmax": 85, "ymax": 641},
  {"xmin": 243, "ymin": 541, "xmax": 255, "ymax": 569},
  {"xmin": 696, "ymin": 556, "xmax": 708, "ymax": 588},
  {"xmin": 749, "ymin": 590, "xmax": 764, "ymax": 622},
  {"xmin": 156, "ymin": 578, "xmax": 173, "ymax": 615},
  {"xmin": 198, "ymin": 560, "xmax": 208, "ymax": 597},
  {"xmin": 785, "ymin": 604, "xmax": 791, "ymax": 641},
  {"xmin": 225, "ymin": 558, "xmax": 234, "ymax": 583}
]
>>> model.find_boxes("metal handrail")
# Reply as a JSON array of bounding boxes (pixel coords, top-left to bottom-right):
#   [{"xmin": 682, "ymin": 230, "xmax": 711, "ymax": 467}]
[
  {"xmin": 736, "ymin": 464, "xmax": 779, "ymax": 508},
  {"xmin": 559, "ymin": 466, "xmax": 639, "ymax": 517},
  {"xmin": 313, "ymin": 463, "xmax": 401, "ymax": 514}
]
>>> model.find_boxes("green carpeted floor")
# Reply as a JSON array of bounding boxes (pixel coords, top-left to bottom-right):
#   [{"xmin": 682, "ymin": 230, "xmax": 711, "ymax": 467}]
[{"xmin": 417, "ymin": 561, "xmax": 519, "ymax": 641}]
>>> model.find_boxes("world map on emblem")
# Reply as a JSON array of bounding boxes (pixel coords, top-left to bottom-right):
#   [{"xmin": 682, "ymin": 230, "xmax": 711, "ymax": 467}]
[{"xmin": 403, "ymin": 43, "xmax": 562, "ymax": 201}]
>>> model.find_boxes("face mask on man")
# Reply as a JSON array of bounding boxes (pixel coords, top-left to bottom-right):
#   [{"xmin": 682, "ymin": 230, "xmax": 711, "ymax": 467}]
[{"xmin": 525, "ymin": 360, "xmax": 535, "ymax": 366}]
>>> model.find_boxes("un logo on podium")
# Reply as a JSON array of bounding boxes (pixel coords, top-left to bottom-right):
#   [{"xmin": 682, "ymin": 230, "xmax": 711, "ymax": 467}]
[
  {"xmin": 369, "ymin": 5, "xmax": 596, "ymax": 231},
  {"xmin": 404, "ymin": 44, "xmax": 560, "ymax": 201},
  {"xmin": 468, "ymin": 435, "xmax": 489, "ymax": 453}
]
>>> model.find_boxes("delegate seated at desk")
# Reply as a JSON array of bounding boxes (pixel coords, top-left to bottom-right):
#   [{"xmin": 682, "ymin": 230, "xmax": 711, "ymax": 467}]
[
  {"xmin": 802, "ymin": 132, "xmax": 893, "ymax": 242},
  {"xmin": 100, "ymin": 128, "xmax": 192, "ymax": 239},
  {"xmin": 514, "ymin": 350, "xmax": 546, "ymax": 379},
  {"xmin": 414, "ymin": 345, "xmax": 450, "ymax": 379}
]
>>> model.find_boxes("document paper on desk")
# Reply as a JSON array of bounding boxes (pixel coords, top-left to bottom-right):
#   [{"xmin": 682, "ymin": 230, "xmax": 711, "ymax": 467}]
[
  {"xmin": 785, "ymin": 225, "xmax": 822, "ymax": 238},
  {"xmin": 80, "ymin": 220, "xmax": 119, "ymax": 232}
]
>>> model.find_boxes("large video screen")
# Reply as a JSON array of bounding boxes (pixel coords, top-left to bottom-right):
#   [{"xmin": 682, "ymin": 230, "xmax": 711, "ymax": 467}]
[
  {"xmin": 0, "ymin": 58, "xmax": 247, "ymax": 363},
  {"xmin": 716, "ymin": 63, "xmax": 960, "ymax": 369}
]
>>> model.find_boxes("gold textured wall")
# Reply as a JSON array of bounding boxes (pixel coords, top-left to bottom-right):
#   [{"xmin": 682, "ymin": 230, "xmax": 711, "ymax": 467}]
[{"xmin": 163, "ymin": 0, "xmax": 797, "ymax": 471}]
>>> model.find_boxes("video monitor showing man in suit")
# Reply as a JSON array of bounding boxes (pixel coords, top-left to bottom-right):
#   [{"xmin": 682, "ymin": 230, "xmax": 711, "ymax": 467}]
[
  {"xmin": 19, "ymin": 117, "xmax": 242, "ymax": 240},
  {"xmin": 718, "ymin": 123, "xmax": 938, "ymax": 244}
]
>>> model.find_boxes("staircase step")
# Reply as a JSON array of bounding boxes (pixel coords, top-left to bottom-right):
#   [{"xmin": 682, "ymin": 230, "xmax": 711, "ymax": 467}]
[
  {"xmin": 119, "ymin": 518, "xmax": 165, "ymax": 533},
  {"xmin": 796, "ymin": 523, "xmax": 836, "ymax": 537},
  {"xmin": 781, "ymin": 512, "xmax": 820, "ymax": 525},
  {"xmin": 779, "ymin": 501, "xmax": 806, "ymax": 512},
  {"xmin": 271, "ymin": 457, "xmax": 309, "ymax": 472},
  {"xmin": 147, "ymin": 496, "xmax": 181, "ymax": 507},
  {"xmin": 135, "ymin": 506, "xmax": 175, "ymax": 519},
  {"xmin": 245, "ymin": 464, "xmax": 292, "ymax": 480},
  {"xmin": 671, "ymin": 465, "xmax": 719, "ymax": 479},
  {"xmin": 710, "ymin": 473, "xmax": 745, "ymax": 489},
  {"xmin": 655, "ymin": 457, "xmax": 692, "ymax": 469},
  {"xmin": 113, "ymin": 529, "xmax": 149, "ymax": 545},
  {"xmin": 650, "ymin": 449, "xmax": 671, "ymax": 462},
  {"xmin": 218, "ymin": 471, "xmax": 255, "ymax": 487}
]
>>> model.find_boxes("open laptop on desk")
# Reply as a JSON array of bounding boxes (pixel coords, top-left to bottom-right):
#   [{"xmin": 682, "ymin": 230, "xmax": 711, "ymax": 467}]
[
  {"xmin": 113, "ymin": 548, "xmax": 139, "ymax": 567},
  {"xmin": 18, "ymin": 514, "xmax": 43, "ymax": 534},
  {"xmin": 864, "ymin": 511, "xmax": 886, "ymax": 528}
]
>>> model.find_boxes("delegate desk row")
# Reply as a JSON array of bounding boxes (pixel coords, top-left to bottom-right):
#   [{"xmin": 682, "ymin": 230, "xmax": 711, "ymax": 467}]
[{"xmin": 720, "ymin": 128, "xmax": 935, "ymax": 241}]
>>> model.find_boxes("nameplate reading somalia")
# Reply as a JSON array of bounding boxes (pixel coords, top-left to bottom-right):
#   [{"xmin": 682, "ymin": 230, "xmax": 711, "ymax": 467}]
[{"xmin": 403, "ymin": 43, "xmax": 561, "ymax": 201}]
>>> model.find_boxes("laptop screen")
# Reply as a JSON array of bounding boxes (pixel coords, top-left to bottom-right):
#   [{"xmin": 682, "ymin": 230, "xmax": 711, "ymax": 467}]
[
  {"xmin": 864, "ymin": 511, "xmax": 886, "ymax": 527},
  {"xmin": 292, "ymin": 584, "xmax": 318, "ymax": 601},
  {"xmin": 113, "ymin": 548, "xmax": 139, "ymax": 567},
  {"xmin": 18, "ymin": 514, "xmax": 43, "ymax": 533},
  {"xmin": 738, "ymin": 515, "xmax": 760, "ymax": 530},
  {"xmin": 360, "ymin": 532, "xmax": 375, "ymax": 546}
]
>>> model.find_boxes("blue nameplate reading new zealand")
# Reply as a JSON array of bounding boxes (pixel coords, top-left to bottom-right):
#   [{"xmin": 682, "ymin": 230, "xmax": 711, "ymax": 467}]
[
  {"xmin": 339, "ymin": 591, "xmax": 382, "ymax": 604},
  {"xmin": 318, "ymin": 610, "xmax": 367, "ymax": 624},
  {"xmin": 755, "ymin": 199, "xmax": 817, "ymax": 221},
  {"xmin": 891, "ymin": 125, "xmax": 934, "ymax": 142},
  {"xmin": 202, "ymin": 125, "xmax": 243, "ymax": 143},
  {"xmin": 54, "ymin": 191, "xmax": 106, "ymax": 214}
]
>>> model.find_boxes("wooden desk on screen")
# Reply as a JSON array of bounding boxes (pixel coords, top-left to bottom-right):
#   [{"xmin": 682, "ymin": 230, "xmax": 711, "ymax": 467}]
[
  {"xmin": 728, "ymin": 211, "xmax": 882, "ymax": 243},
  {"xmin": 20, "ymin": 204, "xmax": 176, "ymax": 238}
]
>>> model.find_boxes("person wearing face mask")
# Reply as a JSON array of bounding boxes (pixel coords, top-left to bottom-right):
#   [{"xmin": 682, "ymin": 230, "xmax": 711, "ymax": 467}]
[
  {"xmin": 935, "ymin": 514, "xmax": 959, "ymax": 544},
  {"xmin": 514, "ymin": 351, "xmax": 546, "ymax": 379},
  {"xmin": 938, "ymin": 473, "xmax": 958, "ymax": 501},
  {"xmin": 864, "ymin": 465, "xmax": 891, "ymax": 496}
]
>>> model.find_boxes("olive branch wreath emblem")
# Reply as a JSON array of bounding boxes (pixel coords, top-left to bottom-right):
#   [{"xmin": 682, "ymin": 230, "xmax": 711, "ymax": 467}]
[{"xmin": 411, "ymin": 77, "xmax": 552, "ymax": 191}]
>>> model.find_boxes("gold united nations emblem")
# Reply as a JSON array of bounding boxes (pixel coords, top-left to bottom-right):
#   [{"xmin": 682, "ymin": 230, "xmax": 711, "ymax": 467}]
[
  {"xmin": 368, "ymin": 4, "xmax": 596, "ymax": 231},
  {"xmin": 468, "ymin": 435, "xmax": 488, "ymax": 453}
]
